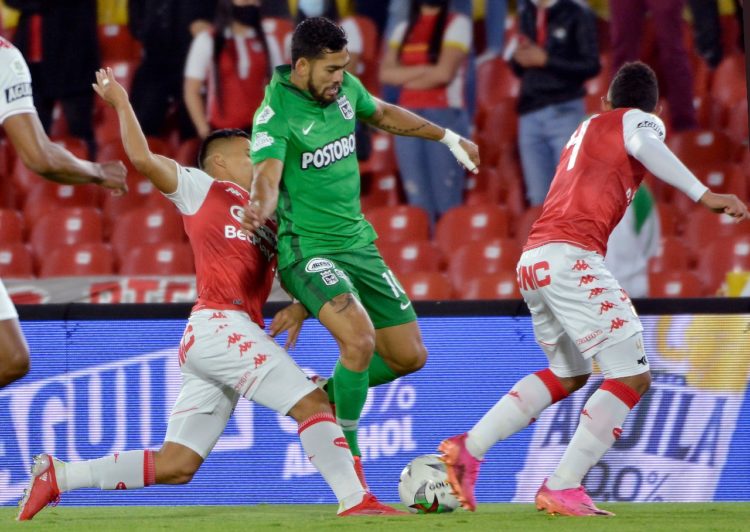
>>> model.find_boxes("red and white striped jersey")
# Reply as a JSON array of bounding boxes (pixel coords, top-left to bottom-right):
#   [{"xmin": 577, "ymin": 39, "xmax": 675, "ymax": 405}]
[
  {"xmin": 166, "ymin": 165, "xmax": 277, "ymax": 327},
  {"xmin": 525, "ymin": 108, "xmax": 666, "ymax": 256}
]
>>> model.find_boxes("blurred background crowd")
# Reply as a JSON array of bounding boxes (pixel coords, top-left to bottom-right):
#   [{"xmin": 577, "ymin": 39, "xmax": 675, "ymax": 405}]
[{"xmin": 0, "ymin": 0, "xmax": 748, "ymax": 300}]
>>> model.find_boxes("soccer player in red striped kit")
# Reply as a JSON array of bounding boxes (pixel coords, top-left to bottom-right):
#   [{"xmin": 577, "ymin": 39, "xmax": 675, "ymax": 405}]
[
  {"xmin": 17, "ymin": 67, "xmax": 404, "ymax": 520},
  {"xmin": 439, "ymin": 61, "xmax": 749, "ymax": 516}
]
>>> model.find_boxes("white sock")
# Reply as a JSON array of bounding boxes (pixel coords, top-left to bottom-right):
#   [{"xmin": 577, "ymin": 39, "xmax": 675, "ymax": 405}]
[
  {"xmin": 547, "ymin": 380, "xmax": 640, "ymax": 490},
  {"xmin": 57, "ymin": 450, "xmax": 155, "ymax": 491},
  {"xmin": 466, "ymin": 369, "xmax": 569, "ymax": 459},
  {"xmin": 297, "ymin": 413, "xmax": 366, "ymax": 511}
]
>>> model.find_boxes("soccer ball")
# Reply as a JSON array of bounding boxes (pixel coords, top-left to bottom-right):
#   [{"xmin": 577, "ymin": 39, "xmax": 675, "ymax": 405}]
[{"xmin": 398, "ymin": 454, "xmax": 460, "ymax": 514}]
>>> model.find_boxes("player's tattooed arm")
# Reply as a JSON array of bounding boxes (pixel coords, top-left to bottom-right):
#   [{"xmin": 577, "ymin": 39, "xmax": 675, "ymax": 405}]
[{"xmin": 364, "ymin": 99, "xmax": 445, "ymax": 140}]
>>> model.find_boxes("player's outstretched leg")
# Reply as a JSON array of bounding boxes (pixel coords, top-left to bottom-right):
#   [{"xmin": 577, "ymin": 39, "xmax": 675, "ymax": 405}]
[{"xmin": 439, "ymin": 369, "xmax": 574, "ymax": 511}]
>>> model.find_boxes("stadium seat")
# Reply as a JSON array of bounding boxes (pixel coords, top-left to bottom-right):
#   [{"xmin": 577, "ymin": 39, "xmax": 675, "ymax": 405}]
[
  {"xmin": 710, "ymin": 53, "xmax": 747, "ymax": 108},
  {"xmin": 174, "ymin": 138, "xmax": 202, "ymax": 167},
  {"xmin": 693, "ymin": 95, "xmax": 726, "ymax": 130},
  {"xmin": 655, "ymin": 202, "xmax": 681, "ymax": 236},
  {"xmin": 398, "ymin": 272, "xmax": 453, "ymax": 301},
  {"xmin": 119, "ymin": 242, "xmax": 195, "ymax": 276},
  {"xmin": 476, "ymin": 57, "xmax": 520, "ymax": 116},
  {"xmin": 0, "ymin": 209, "xmax": 24, "ymax": 243},
  {"xmin": 461, "ymin": 272, "xmax": 521, "ymax": 300},
  {"xmin": 513, "ymin": 205, "xmax": 544, "ymax": 245},
  {"xmin": 350, "ymin": 15, "xmax": 380, "ymax": 94},
  {"xmin": 447, "ymin": 238, "xmax": 521, "ymax": 292},
  {"xmin": 262, "ymin": 17, "xmax": 294, "ymax": 63},
  {"xmin": 667, "ymin": 129, "xmax": 739, "ymax": 169},
  {"xmin": 648, "ymin": 270, "xmax": 705, "ymax": 297},
  {"xmin": 697, "ymin": 236, "xmax": 750, "ymax": 294},
  {"xmin": 110, "ymin": 206, "xmax": 185, "ymax": 261},
  {"xmin": 366, "ymin": 205, "xmax": 430, "ymax": 243},
  {"xmin": 376, "ymin": 240, "xmax": 444, "ymax": 278},
  {"xmin": 435, "ymin": 204, "xmax": 510, "ymax": 255},
  {"xmin": 464, "ymin": 167, "xmax": 503, "ymax": 206},
  {"xmin": 38, "ymin": 243, "xmax": 115, "ymax": 278},
  {"xmin": 0, "ymin": 243, "xmax": 33, "ymax": 278},
  {"xmin": 725, "ymin": 98, "xmax": 749, "ymax": 146},
  {"xmin": 359, "ymin": 133, "xmax": 397, "ymax": 176},
  {"xmin": 648, "ymin": 236, "xmax": 693, "ymax": 274},
  {"xmin": 98, "ymin": 24, "xmax": 141, "ymax": 61},
  {"xmin": 684, "ymin": 208, "xmax": 746, "ymax": 250},
  {"xmin": 29, "ymin": 207, "xmax": 104, "ymax": 258},
  {"xmin": 13, "ymin": 137, "xmax": 88, "ymax": 194},
  {"xmin": 102, "ymin": 175, "xmax": 169, "ymax": 234},
  {"xmin": 23, "ymin": 182, "xmax": 102, "ymax": 224},
  {"xmin": 361, "ymin": 173, "xmax": 402, "ymax": 211}
]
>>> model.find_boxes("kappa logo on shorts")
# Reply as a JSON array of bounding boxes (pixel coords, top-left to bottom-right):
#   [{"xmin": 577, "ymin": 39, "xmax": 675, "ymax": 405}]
[
  {"xmin": 305, "ymin": 258, "xmax": 334, "ymax": 272},
  {"xmin": 599, "ymin": 301, "xmax": 616, "ymax": 314},
  {"xmin": 588, "ymin": 287, "xmax": 606, "ymax": 299},
  {"xmin": 578, "ymin": 275, "xmax": 598, "ymax": 286},
  {"xmin": 238, "ymin": 341, "xmax": 255, "ymax": 358},
  {"xmin": 253, "ymin": 354, "xmax": 268, "ymax": 369},
  {"xmin": 609, "ymin": 317, "xmax": 629, "ymax": 332}
]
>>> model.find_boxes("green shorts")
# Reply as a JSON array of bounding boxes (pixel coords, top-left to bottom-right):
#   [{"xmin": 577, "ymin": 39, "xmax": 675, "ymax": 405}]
[{"xmin": 279, "ymin": 243, "xmax": 417, "ymax": 329}]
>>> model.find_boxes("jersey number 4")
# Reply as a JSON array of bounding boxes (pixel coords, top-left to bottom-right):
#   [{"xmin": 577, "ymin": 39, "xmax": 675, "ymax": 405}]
[{"xmin": 564, "ymin": 115, "xmax": 598, "ymax": 171}]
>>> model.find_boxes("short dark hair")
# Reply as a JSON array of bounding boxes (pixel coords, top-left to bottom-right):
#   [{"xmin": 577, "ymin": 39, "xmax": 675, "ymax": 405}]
[
  {"xmin": 291, "ymin": 17, "xmax": 347, "ymax": 66},
  {"xmin": 609, "ymin": 61, "xmax": 659, "ymax": 113},
  {"xmin": 198, "ymin": 129, "xmax": 251, "ymax": 169}
]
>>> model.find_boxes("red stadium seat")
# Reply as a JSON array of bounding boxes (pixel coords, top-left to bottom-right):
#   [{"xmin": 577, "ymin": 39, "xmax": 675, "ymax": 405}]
[
  {"xmin": 366, "ymin": 205, "xmax": 430, "ymax": 243},
  {"xmin": 684, "ymin": 208, "xmax": 746, "ymax": 250},
  {"xmin": 98, "ymin": 24, "xmax": 141, "ymax": 61},
  {"xmin": 448, "ymin": 238, "xmax": 521, "ymax": 292},
  {"xmin": 648, "ymin": 236, "xmax": 693, "ymax": 274},
  {"xmin": 102, "ymin": 174, "xmax": 167, "ymax": 233},
  {"xmin": 0, "ymin": 209, "xmax": 24, "ymax": 243},
  {"xmin": 110, "ymin": 206, "xmax": 185, "ymax": 261},
  {"xmin": 38, "ymin": 243, "xmax": 115, "ymax": 278},
  {"xmin": 398, "ymin": 272, "xmax": 454, "ymax": 301},
  {"xmin": 377, "ymin": 240, "xmax": 444, "ymax": 278},
  {"xmin": 119, "ymin": 242, "xmax": 195, "ymax": 276},
  {"xmin": 696, "ymin": 236, "xmax": 750, "ymax": 294},
  {"xmin": 655, "ymin": 202, "xmax": 681, "ymax": 236},
  {"xmin": 435, "ymin": 204, "xmax": 510, "ymax": 255},
  {"xmin": 361, "ymin": 173, "xmax": 402, "ymax": 212},
  {"xmin": 262, "ymin": 17, "xmax": 294, "ymax": 63},
  {"xmin": 13, "ymin": 137, "xmax": 89, "ymax": 194},
  {"xmin": 462, "ymin": 272, "xmax": 521, "ymax": 300},
  {"xmin": 29, "ymin": 207, "xmax": 104, "ymax": 258},
  {"xmin": 666, "ymin": 129, "xmax": 739, "ymax": 168},
  {"xmin": 0, "ymin": 243, "xmax": 33, "ymax": 278},
  {"xmin": 350, "ymin": 15, "xmax": 381, "ymax": 94},
  {"xmin": 693, "ymin": 95, "xmax": 726, "ymax": 130},
  {"xmin": 476, "ymin": 57, "xmax": 520, "ymax": 117},
  {"xmin": 648, "ymin": 270, "xmax": 705, "ymax": 297},
  {"xmin": 464, "ymin": 167, "xmax": 503, "ymax": 206},
  {"xmin": 23, "ymin": 182, "xmax": 102, "ymax": 225},
  {"xmin": 710, "ymin": 53, "xmax": 747, "ymax": 108},
  {"xmin": 513, "ymin": 205, "xmax": 544, "ymax": 245},
  {"xmin": 725, "ymin": 98, "xmax": 749, "ymax": 146},
  {"xmin": 359, "ymin": 133, "xmax": 397, "ymax": 176},
  {"xmin": 174, "ymin": 139, "xmax": 202, "ymax": 167}
]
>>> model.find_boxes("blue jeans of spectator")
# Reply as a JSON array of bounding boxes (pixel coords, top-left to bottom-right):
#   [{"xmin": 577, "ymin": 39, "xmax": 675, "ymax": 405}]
[
  {"xmin": 518, "ymin": 98, "xmax": 585, "ymax": 206},
  {"xmin": 394, "ymin": 107, "xmax": 470, "ymax": 227}
]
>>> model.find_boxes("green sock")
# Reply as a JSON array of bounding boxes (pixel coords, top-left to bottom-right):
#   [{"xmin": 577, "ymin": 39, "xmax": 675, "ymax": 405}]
[
  {"xmin": 325, "ymin": 352, "xmax": 399, "ymax": 403},
  {"xmin": 332, "ymin": 360, "xmax": 368, "ymax": 457}
]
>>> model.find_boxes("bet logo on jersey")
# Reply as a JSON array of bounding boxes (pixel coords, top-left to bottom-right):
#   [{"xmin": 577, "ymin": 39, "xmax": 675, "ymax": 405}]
[{"xmin": 300, "ymin": 134, "xmax": 356, "ymax": 170}]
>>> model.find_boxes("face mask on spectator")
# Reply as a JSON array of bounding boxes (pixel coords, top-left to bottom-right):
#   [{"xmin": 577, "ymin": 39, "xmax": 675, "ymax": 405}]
[
  {"xmin": 232, "ymin": 5, "xmax": 260, "ymax": 26},
  {"xmin": 298, "ymin": 0, "xmax": 327, "ymax": 18}
]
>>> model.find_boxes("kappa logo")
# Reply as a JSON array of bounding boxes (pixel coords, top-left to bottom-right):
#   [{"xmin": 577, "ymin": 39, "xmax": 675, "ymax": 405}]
[
  {"xmin": 637, "ymin": 355, "xmax": 648, "ymax": 366},
  {"xmin": 599, "ymin": 301, "xmax": 616, "ymax": 314},
  {"xmin": 337, "ymin": 94, "xmax": 354, "ymax": 119},
  {"xmin": 581, "ymin": 409, "xmax": 593, "ymax": 420},
  {"xmin": 588, "ymin": 287, "xmax": 606, "ymax": 299},
  {"xmin": 508, "ymin": 390, "xmax": 521, "ymax": 400},
  {"xmin": 609, "ymin": 317, "xmax": 629, "ymax": 332},
  {"xmin": 255, "ymin": 105, "xmax": 275, "ymax": 125},
  {"xmin": 305, "ymin": 258, "xmax": 334, "ymax": 272},
  {"xmin": 253, "ymin": 353, "xmax": 268, "ymax": 369},
  {"xmin": 209, "ymin": 312, "xmax": 228, "ymax": 320},
  {"xmin": 613, "ymin": 427, "xmax": 623, "ymax": 440},
  {"xmin": 115, "ymin": 482, "xmax": 127, "ymax": 490},
  {"xmin": 227, "ymin": 332, "xmax": 245, "ymax": 348},
  {"xmin": 238, "ymin": 341, "xmax": 255, "ymax": 358},
  {"xmin": 578, "ymin": 275, "xmax": 598, "ymax": 286},
  {"xmin": 571, "ymin": 260, "xmax": 591, "ymax": 271}
]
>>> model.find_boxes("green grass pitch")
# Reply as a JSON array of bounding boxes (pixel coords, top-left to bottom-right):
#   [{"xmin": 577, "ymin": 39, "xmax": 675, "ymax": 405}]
[{"xmin": 2, "ymin": 503, "xmax": 749, "ymax": 531}]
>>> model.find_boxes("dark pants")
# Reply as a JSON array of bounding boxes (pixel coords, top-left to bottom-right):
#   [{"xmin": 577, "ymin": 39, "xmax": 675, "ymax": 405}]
[{"xmin": 610, "ymin": 0, "xmax": 698, "ymax": 131}]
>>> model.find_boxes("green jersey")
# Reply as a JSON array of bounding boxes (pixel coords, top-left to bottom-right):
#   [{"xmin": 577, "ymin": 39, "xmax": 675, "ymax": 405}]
[{"xmin": 251, "ymin": 65, "xmax": 379, "ymax": 269}]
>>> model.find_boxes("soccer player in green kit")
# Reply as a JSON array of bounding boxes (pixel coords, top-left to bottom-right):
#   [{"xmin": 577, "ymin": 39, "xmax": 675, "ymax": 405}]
[{"xmin": 243, "ymin": 17, "xmax": 479, "ymax": 487}]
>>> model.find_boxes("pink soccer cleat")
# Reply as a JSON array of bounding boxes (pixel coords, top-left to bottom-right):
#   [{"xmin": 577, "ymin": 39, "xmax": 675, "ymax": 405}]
[
  {"xmin": 353, "ymin": 455, "xmax": 369, "ymax": 491},
  {"xmin": 535, "ymin": 478, "xmax": 615, "ymax": 516},
  {"xmin": 17, "ymin": 454, "xmax": 61, "ymax": 521},
  {"xmin": 338, "ymin": 493, "xmax": 409, "ymax": 516},
  {"xmin": 438, "ymin": 433, "xmax": 482, "ymax": 511}
]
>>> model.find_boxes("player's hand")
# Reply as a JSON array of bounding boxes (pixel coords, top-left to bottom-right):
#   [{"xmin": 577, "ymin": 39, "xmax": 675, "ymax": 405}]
[
  {"xmin": 513, "ymin": 42, "xmax": 548, "ymax": 68},
  {"xmin": 242, "ymin": 200, "xmax": 265, "ymax": 233},
  {"xmin": 94, "ymin": 161, "xmax": 128, "ymax": 195},
  {"xmin": 269, "ymin": 301, "xmax": 309, "ymax": 350},
  {"xmin": 441, "ymin": 129, "xmax": 479, "ymax": 174},
  {"xmin": 458, "ymin": 137, "xmax": 480, "ymax": 173},
  {"xmin": 699, "ymin": 191, "xmax": 750, "ymax": 221},
  {"xmin": 92, "ymin": 67, "xmax": 129, "ymax": 110}
]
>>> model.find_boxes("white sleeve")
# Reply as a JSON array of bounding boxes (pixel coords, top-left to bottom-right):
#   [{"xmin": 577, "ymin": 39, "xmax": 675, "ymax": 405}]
[
  {"xmin": 164, "ymin": 164, "xmax": 214, "ymax": 215},
  {"xmin": 183, "ymin": 31, "xmax": 213, "ymax": 81},
  {"xmin": 444, "ymin": 14, "xmax": 472, "ymax": 52},
  {"xmin": 388, "ymin": 21, "xmax": 408, "ymax": 49},
  {"xmin": 623, "ymin": 109, "xmax": 709, "ymax": 202},
  {"xmin": 0, "ymin": 44, "xmax": 36, "ymax": 125},
  {"xmin": 340, "ymin": 18, "xmax": 363, "ymax": 55}
]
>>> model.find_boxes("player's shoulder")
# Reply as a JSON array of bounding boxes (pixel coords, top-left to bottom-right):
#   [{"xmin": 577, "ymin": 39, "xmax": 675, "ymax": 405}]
[
  {"xmin": 0, "ymin": 38, "xmax": 30, "ymax": 80},
  {"xmin": 620, "ymin": 108, "xmax": 666, "ymax": 141}
]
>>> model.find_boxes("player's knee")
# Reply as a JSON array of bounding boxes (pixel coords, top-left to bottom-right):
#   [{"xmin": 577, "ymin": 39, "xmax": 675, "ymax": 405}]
[
  {"xmin": 619, "ymin": 371, "xmax": 651, "ymax": 396},
  {"xmin": 0, "ymin": 344, "xmax": 30, "ymax": 386},
  {"xmin": 170, "ymin": 462, "xmax": 199, "ymax": 484},
  {"xmin": 558, "ymin": 373, "xmax": 590, "ymax": 394},
  {"xmin": 391, "ymin": 342, "xmax": 427, "ymax": 375},
  {"xmin": 287, "ymin": 388, "xmax": 331, "ymax": 423}
]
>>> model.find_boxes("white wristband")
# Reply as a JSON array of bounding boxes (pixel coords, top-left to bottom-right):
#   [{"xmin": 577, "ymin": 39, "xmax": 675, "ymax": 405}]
[{"xmin": 439, "ymin": 129, "xmax": 477, "ymax": 174}]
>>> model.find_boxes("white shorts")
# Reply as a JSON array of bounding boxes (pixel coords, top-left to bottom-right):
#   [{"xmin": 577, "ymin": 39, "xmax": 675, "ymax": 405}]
[
  {"xmin": 518, "ymin": 243, "xmax": 648, "ymax": 379},
  {"xmin": 0, "ymin": 279, "xmax": 18, "ymax": 321},
  {"xmin": 164, "ymin": 309, "xmax": 316, "ymax": 458}
]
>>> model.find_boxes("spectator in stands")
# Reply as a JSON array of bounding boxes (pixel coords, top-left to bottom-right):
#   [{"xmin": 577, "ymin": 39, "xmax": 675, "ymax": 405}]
[
  {"xmin": 7, "ymin": 0, "xmax": 99, "ymax": 156},
  {"xmin": 128, "ymin": 0, "xmax": 216, "ymax": 139},
  {"xmin": 511, "ymin": 0, "xmax": 600, "ymax": 207},
  {"xmin": 380, "ymin": 0, "xmax": 472, "ymax": 226},
  {"xmin": 610, "ymin": 0, "xmax": 698, "ymax": 131},
  {"xmin": 687, "ymin": 0, "xmax": 723, "ymax": 69},
  {"xmin": 605, "ymin": 185, "xmax": 661, "ymax": 298},
  {"xmin": 184, "ymin": 0, "xmax": 283, "ymax": 139}
]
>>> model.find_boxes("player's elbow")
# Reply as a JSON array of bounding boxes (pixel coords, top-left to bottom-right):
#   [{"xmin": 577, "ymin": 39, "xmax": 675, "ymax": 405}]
[{"xmin": 129, "ymin": 153, "xmax": 155, "ymax": 176}]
